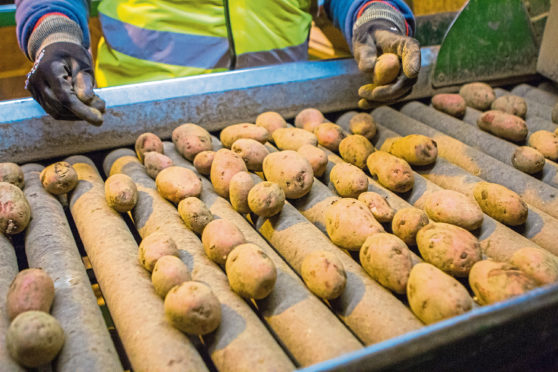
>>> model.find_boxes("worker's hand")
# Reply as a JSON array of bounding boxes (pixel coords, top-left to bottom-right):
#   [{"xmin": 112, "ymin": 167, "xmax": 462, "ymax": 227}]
[
  {"xmin": 25, "ymin": 42, "xmax": 105, "ymax": 126},
  {"xmin": 353, "ymin": 19, "xmax": 421, "ymax": 108}
]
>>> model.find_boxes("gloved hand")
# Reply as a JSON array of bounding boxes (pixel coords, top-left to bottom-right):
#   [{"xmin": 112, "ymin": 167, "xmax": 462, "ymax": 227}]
[
  {"xmin": 353, "ymin": 13, "xmax": 420, "ymax": 109},
  {"xmin": 25, "ymin": 42, "xmax": 105, "ymax": 126}
]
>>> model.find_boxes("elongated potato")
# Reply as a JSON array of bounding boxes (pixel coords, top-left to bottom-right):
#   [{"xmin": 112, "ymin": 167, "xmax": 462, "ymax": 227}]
[
  {"xmin": 459, "ymin": 82, "xmax": 495, "ymax": 110},
  {"xmin": 0, "ymin": 163, "xmax": 24, "ymax": 189},
  {"xmin": 7, "ymin": 268, "xmax": 54, "ymax": 321},
  {"xmin": 172, "ymin": 123, "xmax": 213, "ymax": 160},
  {"xmin": 144, "ymin": 151, "xmax": 173, "ymax": 179},
  {"xmin": 469, "ymin": 260, "xmax": 537, "ymax": 305},
  {"xmin": 164, "ymin": 281, "xmax": 221, "ymax": 335},
  {"xmin": 392, "ymin": 207, "xmax": 429, "ymax": 246},
  {"xmin": 423, "ymin": 189, "xmax": 483, "ymax": 231},
  {"xmin": 473, "ymin": 182, "xmax": 528, "ymax": 226},
  {"xmin": 477, "ymin": 110, "xmax": 528, "ymax": 142},
  {"xmin": 231, "ymin": 138, "xmax": 269, "ymax": 171},
  {"xmin": 491, "ymin": 95, "xmax": 527, "ymax": 118},
  {"xmin": 295, "ymin": 108, "xmax": 326, "ymax": 132},
  {"xmin": 263, "ymin": 150, "xmax": 314, "ymax": 199},
  {"xmin": 193, "ymin": 150, "xmax": 215, "ymax": 176},
  {"xmin": 417, "ymin": 222, "xmax": 482, "ymax": 277},
  {"xmin": 297, "ymin": 145, "xmax": 328, "ymax": 177},
  {"xmin": 177, "ymin": 197, "xmax": 213, "ymax": 234},
  {"xmin": 325, "ymin": 198, "xmax": 384, "ymax": 251},
  {"xmin": 510, "ymin": 247, "xmax": 558, "ymax": 286},
  {"xmin": 272, "ymin": 127, "xmax": 318, "ymax": 151},
  {"xmin": 358, "ymin": 191, "xmax": 394, "ymax": 223},
  {"xmin": 247, "ymin": 181, "xmax": 285, "ymax": 217},
  {"xmin": 373, "ymin": 53, "xmax": 400, "ymax": 85},
  {"xmin": 367, "ymin": 151, "xmax": 414, "ymax": 193},
  {"xmin": 201, "ymin": 219, "xmax": 245, "ymax": 265},
  {"xmin": 300, "ymin": 250, "xmax": 346, "ymax": 300},
  {"xmin": 229, "ymin": 171, "xmax": 255, "ymax": 214},
  {"xmin": 431, "ymin": 93, "xmax": 466, "ymax": 118},
  {"xmin": 360, "ymin": 233, "xmax": 412, "ymax": 294},
  {"xmin": 210, "ymin": 149, "xmax": 247, "ymax": 198},
  {"xmin": 220, "ymin": 123, "xmax": 270, "ymax": 148},
  {"xmin": 382, "ymin": 134, "xmax": 438, "ymax": 166},
  {"xmin": 255, "ymin": 111, "xmax": 287, "ymax": 134},
  {"xmin": 349, "ymin": 113, "xmax": 376, "ymax": 139},
  {"xmin": 407, "ymin": 263, "xmax": 473, "ymax": 324},
  {"xmin": 138, "ymin": 233, "xmax": 179, "ymax": 272},
  {"xmin": 135, "ymin": 132, "xmax": 164, "ymax": 162},
  {"xmin": 156, "ymin": 166, "xmax": 202, "ymax": 204},
  {"xmin": 339, "ymin": 135, "xmax": 375, "ymax": 169},
  {"xmin": 226, "ymin": 243, "xmax": 277, "ymax": 300},
  {"xmin": 330, "ymin": 163, "xmax": 368, "ymax": 198},
  {"xmin": 0, "ymin": 182, "xmax": 31, "ymax": 235},
  {"xmin": 314, "ymin": 123, "xmax": 345, "ymax": 152},
  {"xmin": 152, "ymin": 255, "xmax": 192, "ymax": 298},
  {"xmin": 511, "ymin": 146, "xmax": 545, "ymax": 174},
  {"xmin": 40, "ymin": 161, "xmax": 78, "ymax": 195},
  {"xmin": 104, "ymin": 173, "xmax": 138, "ymax": 213},
  {"xmin": 528, "ymin": 130, "xmax": 558, "ymax": 161}
]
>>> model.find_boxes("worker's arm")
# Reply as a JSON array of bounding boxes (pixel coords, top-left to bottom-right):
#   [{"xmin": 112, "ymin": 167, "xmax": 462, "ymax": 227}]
[
  {"xmin": 324, "ymin": 0, "xmax": 420, "ymax": 105},
  {"xmin": 15, "ymin": 0, "xmax": 104, "ymax": 125}
]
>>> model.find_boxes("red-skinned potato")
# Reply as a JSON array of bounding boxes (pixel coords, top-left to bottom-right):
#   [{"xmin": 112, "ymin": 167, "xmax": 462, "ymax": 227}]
[
  {"xmin": 210, "ymin": 149, "xmax": 247, "ymax": 198},
  {"xmin": 297, "ymin": 145, "xmax": 328, "ymax": 177},
  {"xmin": 172, "ymin": 123, "xmax": 213, "ymax": 160},
  {"xmin": 135, "ymin": 132, "xmax": 163, "ymax": 162},
  {"xmin": 295, "ymin": 108, "xmax": 326, "ymax": 132}
]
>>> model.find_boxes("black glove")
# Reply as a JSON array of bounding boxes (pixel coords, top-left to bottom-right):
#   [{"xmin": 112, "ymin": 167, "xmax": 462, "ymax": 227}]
[{"xmin": 25, "ymin": 42, "xmax": 105, "ymax": 126}]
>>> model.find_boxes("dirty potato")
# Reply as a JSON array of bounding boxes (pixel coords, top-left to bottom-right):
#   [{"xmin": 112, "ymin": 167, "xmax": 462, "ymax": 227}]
[
  {"xmin": 423, "ymin": 189, "xmax": 483, "ymax": 231},
  {"xmin": 247, "ymin": 181, "xmax": 285, "ymax": 217},
  {"xmin": 510, "ymin": 247, "xmax": 558, "ymax": 286},
  {"xmin": 135, "ymin": 132, "xmax": 164, "ymax": 162},
  {"xmin": 391, "ymin": 207, "xmax": 429, "ymax": 246},
  {"xmin": 231, "ymin": 138, "xmax": 270, "ymax": 171},
  {"xmin": 329, "ymin": 163, "xmax": 368, "ymax": 198},
  {"xmin": 528, "ymin": 130, "xmax": 558, "ymax": 161},
  {"xmin": 297, "ymin": 144, "xmax": 328, "ymax": 177},
  {"xmin": 263, "ymin": 150, "xmax": 314, "ymax": 199},
  {"xmin": 144, "ymin": 151, "xmax": 173, "ymax": 179},
  {"xmin": 229, "ymin": 171, "xmax": 255, "ymax": 214},
  {"xmin": 314, "ymin": 123, "xmax": 345, "ymax": 152},
  {"xmin": 255, "ymin": 111, "xmax": 288, "ymax": 134},
  {"xmin": 210, "ymin": 149, "xmax": 247, "ymax": 198},
  {"xmin": 300, "ymin": 250, "xmax": 346, "ymax": 300},
  {"xmin": 295, "ymin": 108, "xmax": 326, "ymax": 132},
  {"xmin": 339, "ymin": 135, "xmax": 375, "ymax": 169},
  {"xmin": 40, "ymin": 161, "xmax": 78, "ymax": 195},
  {"xmin": 138, "ymin": 233, "xmax": 179, "ymax": 272},
  {"xmin": 0, "ymin": 182, "xmax": 31, "ymax": 235},
  {"xmin": 0, "ymin": 162, "xmax": 24, "ymax": 189},
  {"xmin": 201, "ymin": 219, "xmax": 245, "ymax": 265},
  {"xmin": 358, "ymin": 191, "xmax": 395, "ymax": 223},
  {"xmin": 178, "ymin": 197, "xmax": 213, "ymax": 234},
  {"xmin": 431, "ymin": 93, "xmax": 467, "ymax": 118},
  {"xmin": 367, "ymin": 151, "xmax": 414, "ymax": 193},
  {"xmin": 272, "ymin": 127, "xmax": 318, "ymax": 151},
  {"xmin": 349, "ymin": 113, "xmax": 376, "ymax": 139},
  {"xmin": 105, "ymin": 173, "xmax": 138, "ymax": 213},
  {"xmin": 511, "ymin": 146, "xmax": 545, "ymax": 174},
  {"xmin": 373, "ymin": 53, "xmax": 400, "ymax": 85},
  {"xmin": 156, "ymin": 166, "xmax": 202, "ymax": 204},
  {"xmin": 7, "ymin": 268, "xmax": 55, "ymax": 321},
  {"xmin": 491, "ymin": 95, "xmax": 527, "ymax": 118},
  {"xmin": 477, "ymin": 110, "xmax": 527, "ymax": 142},
  {"xmin": 152, "ymin": 255, "xmax": 191, "ymax": 298},
  {"xmin": 172, "ymin": 124, "xmax": 213, "ymax": 160},
  {"xmin": 220, "ymin": 123, "xmax": 270, "ymax": 148},
  {"xmin": 459, "ymin": 82, "xmax": 495, "ymax": 110},
  {"xmin": 193, "ymin": 150, "xmax": 215, "ymax": 176},
  {"xmin": 473, "ymin": 182, "xmax": 528, "ymax": 226}
]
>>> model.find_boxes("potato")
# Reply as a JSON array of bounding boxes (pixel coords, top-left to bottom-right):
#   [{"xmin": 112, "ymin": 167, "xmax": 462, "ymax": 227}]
[
  {"xmin": 473, "ymin": 182, "xmax": 528, "ymax": 226},
  {"xmin": 138, "ymin": 233, "xmax": 179, "ymax": 272},
  {"xmin": 202, "ymin": 219, "xmax": 245, "ymax": 265},
  {"xmin": 552, "ymin": 102, "xmax": 558, "ymax": 124},
  {"xmin": 164, "ymin": 281, "xmax": 221, "ymax": 335},
  {"xmin": 247, "ymin": 181, "xmax": 285, "ymax": 217},
  {"xmin": 300, "ymin": 250, "xmax": 346, "ymax": 300},
  {"xmin": 469, "ymin": 260, "xmax": 537, "ymax": 305},
  {"xmin": 459, "ymin": 82, "xmax": 495, "ymax": 110},
  {"xmin": 330, "ymin": 163, "xmax": 368, "ymax": 198},
  {"xmin": 172, "ymin": 123, "xmax": 213, "ymax": 160},
  {"xmin": 417, "ymin": 222, "xmax": 482, "ymax": 277},
  {"xmin": 477, "ymin": 110, "xmax": 527, "ymax": 142},
  {"xmin": 360, "ymin": 233, "xmax": 412, "ymax": 294},
  {"xmin": 0, "ymin": 182, "xmax": 31, "ymax": 235},
  {"xmin": 511, "ymin": 146, "xmax": 545, "ymax": 174},
  {"xmin": 225, "ymin": 243, "xmax": 277, "ymax": 300},
  {"xmin": 382, "ymin": 134, "xmax": 438, "ymax": 166},
  {"xmin": 178, "ymin": 197, "xmax": 213, "ymax": 234},
  {"xmin": 510, "ymin": 247, "xmax": 558, "ymax": 286},
  {"xmin": 152, "ymin": 255, "xmax": 191, "ymax": 298},
  {"xmin": 229, "ymin": 171, "xmax": 255, "ymax": 214},
  {"xmin": 0, "ymin": 162, "xmax": 24, "ymax": 189},
  {"xmin": 255, "ymin": 111, "xmax": 287, "ymax": 134},
  {"xmin": 392, "ymin": 207, "xmax": 429, "ymax": 246},
  {"xmin": 262, "ymin": 150, "xmax": 314, "ymax": 199},
  {"xmin": 193, "ymin": 150, "xmax": 215, "ymax": 176},
  {"xmin": 104, "ymin": 173, "xmax": 138, "ymax": 213},
  {"xmin": 314, "ymin": 123, "xmax": 346, "ymax": 152},
  {"xmin": 367, "ymin": 151, "xmax": 414, "ymax": 193},
  {"xmin": 220, "ymin": 123, "xmax": 270, "ymax": 148},
  {"xmin": 358, "ymin": 191, "xmax": 394, "ymax": 223},
  {"xmin": 528, "ymin": 130, "xmax": 558, "ymax": 161},
  {"xmin": 144, "ymin": 151, "xmax": 173, "ymax": 179},
  {"xmin": 40, "ymin": 161, "xmax": 78, "ymax": 195},
  {"xmin": 349, "ymin": 113, "xmax": 377, "ymax": 139},
  {"xmin": 325, "ymin": 198, "xmax": 384, "ymax": 251},
  {"xmin": 295, "ymin": 108, "xmax": 326, "ymax": 132},
  {"xmin": 431, "ymin": 93, "xmax": 467, "ymax": 118},
  {"xmin": 156, "ymin": 166, "xmax": 202, "ymax": 204},
  {"xmin": 373, "ymin": 53, "xmax": 400, "ymax": 85},
  {"xmin": 297, "ymin": 144, "xmax": 328, "ymax": 177},
  {"xmin": 407, "ymin": 263, "xmax": 473, "ymax": 324},
  {"xmin": 491, "ymin": 95, "xmax": 527, "ymax": 118},
  {"xmin": 7, "ymin": 268, "xmax": 55, "ymax": 321},
  {"xmin": 210, "ymin": 149, "xmax": 248, "ymax": 198},
  {"xmin": 231, "ymin": 138, "xmax": 270, "ymax": 171},
  {"xmin": 339, "ymin": 135, "xmax": 375, "ymax": 169},
  {"xmin": 135, "ymin": 132, "xmax": 164, "ymax": 162},
  {"xmin": 423, "ymin": 190, "xmax": 483, "ymax": 231},
  {"xmin": 7, "ymin": 311, "xmax": 65, "ymax": 368},
  {"xmin": 272, "ymin": 127, "xmax": 318, "ymax": 151}
]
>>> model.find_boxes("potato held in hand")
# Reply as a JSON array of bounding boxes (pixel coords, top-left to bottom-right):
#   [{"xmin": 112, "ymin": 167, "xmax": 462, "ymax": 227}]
[
  {"xmin": 367, "ymin": 151, "xmax": 414, "ymax": 193},
  {"xmin": 210, "ymin": 149, "xmax": 247, "ymax": 198},
  {"xmin": 330, "ymin": 163, "xmax": 368, "ymax": 198},
  {"xmin": 105, "ymin": 173, "xmax": 138, "ymax": 213},
  {"xmin": 477, "ymin": 110, "xmax": 527, "ymax": 142},
  {"xmin": 459, "ymin": 82, "xmax": 495, "ymax": 110},
  {"xmin": 373, "ymin": 53, "xmax": 400, "ymax": 85},
  {"xmin": 511, "ymin": 146, "xmax": 545, "ymax": 174},
  {"xmin": 424, "ymin": 189, "xmax": 483, "ymax": 231},
  {"xmin": 40, "ymin": 161, "xmax": 78, "ymax": 195},
  {"xmin": 431, "ymin": 93, "xmax": 467, "ymax": 118},
  {"xmin": 392, "ymin": 207, "xmax": 429, "ymax": 246},
  {"xmin": 473, "ymin": 182, "xmax": 528, "ymax": 226},
  {"xmin": 407, "ymin": 263, "xmax": 473, "ymax": 325},
  {"xmin": 156, "ymin": 166, "xmax": 202, "ymax": 204},
  {"xmin": 248, "ymin": 181, "xmax": 285, "ymax": 217},
  {"xmin": 7, "ymin": 268, "xmax": 55, "ymax": 321},
  {"xmin": 0, "ymin": 162, "xmax": 24, "ymax": 189},
  {"xmin": 382, "ymin": 135, "xmax": 438, "ymax": 166},
  {"xmin": 220, "ymin": 123, "xmax": 270, "ymax": 148},
  {"xmin": 358, "ymin": 191, "xmax": 394, "ymax": 223},
  {"xmin": 510, "ymin": 247, "xmax": 558, "ymax": 286},
  {"xmin": 135, "ymin": 132, "xmax": 163, "ymax": 162},
  {"xmin": 301, "ymin": 250, "xmax": 346, "ymax": 300},
  {"xmin": 178, "ymin": 197, "xmax": 213, "ymax": 234},
  {"xmin": 0, "ymin": 182, "xmax": 31, "ymax": 235},
  {"xmin": 339, "ymin": 134, "xmax": 375, "ymax": 169},
  {"xmin": 263, "ymin": 150, "xmax": 314, "ymax": 199}
]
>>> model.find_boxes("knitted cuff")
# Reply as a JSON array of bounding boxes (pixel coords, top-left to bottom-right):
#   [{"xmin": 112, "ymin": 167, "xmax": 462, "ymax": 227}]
[
  {"xmin": 27, "ymin": 15, "xmax": 83, "ymax": 60},
  {"xmin": 353, "ymin": 2, "xmax": 406, "ymax": 36}
]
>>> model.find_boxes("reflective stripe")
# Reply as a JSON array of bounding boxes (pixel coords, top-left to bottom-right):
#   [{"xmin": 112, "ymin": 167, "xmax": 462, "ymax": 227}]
[
  {"xmin": 237, "ymin": 41, "xmax": 309, "ymax": 68},
  {"xmin": 100, "ymin": 13, "xmax": 230, "ymax": 69}
]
